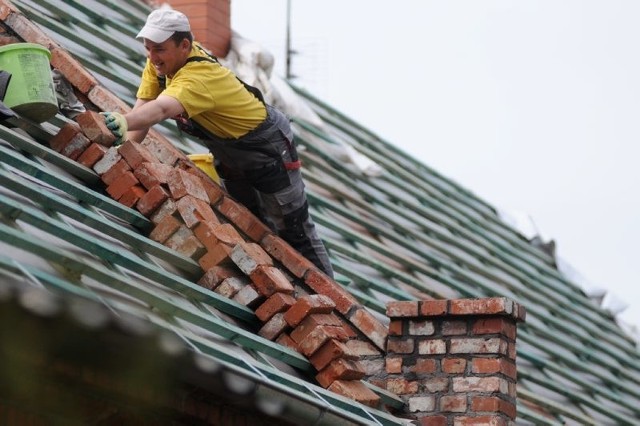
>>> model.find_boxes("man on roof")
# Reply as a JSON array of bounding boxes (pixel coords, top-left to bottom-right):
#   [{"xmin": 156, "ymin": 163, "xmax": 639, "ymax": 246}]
[{"xmin": 102, "ymin": 8, "xmax": 334, "ymax": 278}]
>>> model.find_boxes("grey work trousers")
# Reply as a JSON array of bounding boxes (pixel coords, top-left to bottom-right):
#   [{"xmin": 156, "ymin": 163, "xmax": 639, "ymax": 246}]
[{"xmin": 205, "ymin": 106, "xmax": 334, "ymax": 278}]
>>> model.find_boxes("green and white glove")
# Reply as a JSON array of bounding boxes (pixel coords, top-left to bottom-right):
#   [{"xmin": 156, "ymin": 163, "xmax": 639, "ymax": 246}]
[{"xmin": 101, "ymin": 111, "xmax": 128, "ymax": 146}]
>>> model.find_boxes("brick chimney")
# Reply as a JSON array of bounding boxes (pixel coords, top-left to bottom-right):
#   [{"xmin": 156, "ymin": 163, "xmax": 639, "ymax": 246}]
[
  {"xmin": 156, "ymin": 0, "xmax": 231, "ymax": 57},
  {"xmin": 385, "ymin": 298, "xmax": 526, "ymax": 425}
]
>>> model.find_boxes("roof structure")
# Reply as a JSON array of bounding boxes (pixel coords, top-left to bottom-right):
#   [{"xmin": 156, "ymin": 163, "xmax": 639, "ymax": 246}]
[{"xmin": 0, "ymin": 0, "xmax": 638, "ymax": 425}]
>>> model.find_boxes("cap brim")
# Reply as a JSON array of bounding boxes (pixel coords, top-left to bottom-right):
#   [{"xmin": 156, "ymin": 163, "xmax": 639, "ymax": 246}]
[{"xmin": 136, "ymin": 26, "xmax": 174, "ymax": 43}]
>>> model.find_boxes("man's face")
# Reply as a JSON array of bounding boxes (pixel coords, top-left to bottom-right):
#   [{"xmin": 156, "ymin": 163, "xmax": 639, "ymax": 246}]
[{"xmin": 143, "ymin": 37, "xmax": 190, "ymax": 78}]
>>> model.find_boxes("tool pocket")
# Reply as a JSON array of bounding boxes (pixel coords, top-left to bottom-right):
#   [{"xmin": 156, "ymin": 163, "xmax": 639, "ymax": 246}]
[{"xmin": 247, "ymin": 160, "xmax": 291, "ymax": 194}]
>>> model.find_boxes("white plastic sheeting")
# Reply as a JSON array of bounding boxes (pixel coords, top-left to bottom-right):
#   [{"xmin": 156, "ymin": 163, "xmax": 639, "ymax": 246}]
[{"xmin": 498, "ymin": 207, "xmax": 638, "ymax": 344}]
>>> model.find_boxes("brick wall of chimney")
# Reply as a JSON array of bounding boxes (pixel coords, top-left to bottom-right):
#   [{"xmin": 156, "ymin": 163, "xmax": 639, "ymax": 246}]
[
  {"xmin": 385, "ymin": 298, "xmax": 526, "ymax": 425},
  {"xmin": 161, "ymin": 0, "xmax": 231, "ymax": 57}
]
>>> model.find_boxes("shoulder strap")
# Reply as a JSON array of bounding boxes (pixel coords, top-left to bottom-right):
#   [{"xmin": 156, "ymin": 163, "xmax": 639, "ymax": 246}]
[{"xmin": 157, "ymin": 46, "xmax": 266, "ymax": 105}]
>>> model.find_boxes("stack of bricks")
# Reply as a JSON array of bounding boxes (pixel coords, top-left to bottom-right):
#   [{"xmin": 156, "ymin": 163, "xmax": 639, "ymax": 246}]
[
  {"xmin": 47, "ymin": 110, "xmax": 381, "ymax": 407},
  {"xmin": 385, "ymin": 297, "xmax": 526, "ymax": 425}
]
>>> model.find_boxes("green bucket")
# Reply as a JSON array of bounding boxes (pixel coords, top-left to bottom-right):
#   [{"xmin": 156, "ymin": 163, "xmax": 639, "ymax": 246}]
[{"xmin": 0, "ymin": 43, "xmax": 58, "ymax": 123}]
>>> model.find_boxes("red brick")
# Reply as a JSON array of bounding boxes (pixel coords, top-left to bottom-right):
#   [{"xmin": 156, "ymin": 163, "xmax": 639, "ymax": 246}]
[
  {"xmin": 290, "ymin": 313, "xmax": 343, "ymax": 343},
  {"xmin": 5, "ymin": 12, "xmax": 56, "ymax": 49},
  {"xmin": 420, "ymin": 300, "xmax": 448, "ymax": 316},
  {"xmin": 296, "ymin": 325, "xmax": 349, "ymax": 357},
  {"xmin": 349, "ymin": 307, "xmax": 388, "ymax": 351},
  {"xmin": 517, "ymin": 303, "xmax": 527, "ymax": 322},
  {"xmin": 194, "ymin": 222, "xmax": 243, "ymax": 251},
  {"xmin": 473, "ymin": 318, "xmax": 516, "ymax": 340},
  {"xmin": 450, "ymin": 337, "xmax": 507, "ymax": 355},
  {"xmin": 255, "ymin": 293, "xmax": 297, "ymax": 322},
  {"xmin": 134, "ymin": 162, "xmax": 173, "ymax": 190},
  {"xmin": 167, "ymin": 168, "xmax": 209, "ymax": 202},
  {"xmin": 315, "ymin": 358, "xmax": 365, "ymax": 388},
  {"xmin": 249, "ymin": 265, "xmax": 294, "ymax": 297},
  {"xmin": 471, "ymin": 396, "xmax": 516, "ymax": 419},
  {"xmin": 387, "ymin": 338, "xmax": 414, "ymax": 354},
  {"xmin": 50, "ymin": 47, "xmax": 99, "ymax": 94},
  {"xmin": 340, "ymin": 321, "xmax": 358, "ymax": 339},
  {"xmin": 165, "ymin": 225, "xmax": 206, "ymax": 259},
  {"xmin": 345, "ymin": 340, "xmax": 382, "ymax": 357},
  {"xmin": 472, "ymin": 358, "xmax": 516, "ymax": 380},
  {"xmin": 0, "ymin": 2, "xmax": 19, "ymax": 20},
  {"xmin": 327, "ymin": 380, "xmax": 380, "ymax": 408},
  {"xmin": 261, "ymin": 234, "xmax": 314, "ymax": 278},
  {"xmin": 77, "ymin": 143, "xmax": 107, "ymax": 168},
  {"xmin": 229, "ymin": 241, "xmax": 273, "ymax": 275},
  {"xmin": 136, "ymin": 185, "xmax": 169, "ymax": 217},
  {"xmin": 385, "ymin": 378, "xmax": 419, "ymax": 395},
  {"xmin": 232, "ymin": 284, "xmax": 262, "ymax": 308},
  {"xmin": 508, "ymin": 342, "xmax": 516, "ymax": 360},
  {"xmin": 452, "ymin": 377, "xmax": 507, "ymax": 393},
  {"xmin": 118, "ymin": 185, "xmax": 146, "ymax": 208},
  {"xmin": 450, "ymin": 298, "xmax": 514, "ymax": 317},
  {"xmin": 198, "ymin": 175, "xmax": 225, "ymax": 206},
  {"xmin": 176, "ymin": 195, "xmax": 218, "ymax": 229},
  {"xmin": 216, "ymin": 196, "xmax": 271, "ymax": 242},
  {"xmin": 197, "ymin": 243, "xmax": 235, "ymax": 270},
  {"xmin": 150, "ymin": 199, "xmax": 177, "ymax": 224},
  {"xmin": 197, "ymin": 265, "xmax": 242, "ymax": 290},
  {"xmin": 61, "ymin": 133, "xmax": 91, "ymax": 160},
  {"xmin": 101, "ymin": 159, "xmax": 132, "ymax": 186},
  {"xmin": 86, "ymin": 84, "xmax": 130, "ymax": 114},
  {"xmin": 0, "ymin": 35, "xmax": 21, "ymax": 46},
  {"xmin": 304, "ymin": 268, "xmax": 359, "ymax": 315},
  {"xmin": 214, "ymin": 276, "xmax": 247, "ymax": 298},
  {"xmin": 311, "ymin": 339, "xmax": 358, "ymax": 371},
  {"xmin": 284, "ymin": 295, "xmax": 336, "ymax": 327},
  {"xmin": 418, "ymin": 416, "xmax": 447, "ymax": 426},
  {"xmin": 440, "ymin": 394, "xmax": 467, "ymax": 412},
  {"xmin": 176, "ymin": 158, "xmax": 224, "ymax": 204},
  {"xmin": 140, "ymin": 134, "xmax": 182, "ymax": 166},
  {"xmin": 408, "ymin": 396, "xmax": 436, "ymax": 414},
  {"xmin": 386, "ymin": 301, "xmax": 419, "ymax": 318},
  {"xmin": 442, "ymin": 358, "xmax": 467, "ymax": 374},
  {"xmin": 409, "ymin": 320, "xmax": 435, "ymax": 336},
  {"xmin": 149, "ymin": 215, "xmax": 182, "ymax": 244},
  {"xmin": 418, "ymin": 339, "xmax": 446, "ymax": 355},
  {"xmin": 275, "ymin": 333, "xmax": 299, "ymax": 352},
  {"xmin": 385, "ymin": 357, "xmax": 402, "ymax": 374},
  {"xmin": 442, "ymin": 320, "xmax": 467, "ymax": 335},
  {"xmin": 454, "ymin": 416, "xmax": 507, "ymax": 426},
  {"xmin": 423, "ymin": 377, "xmax": 449, "ymax": 393},
  {"xmin": 48, "ymin": 122, "xmax": 85, "ymax": 155},
  {"xmin": 258, "ymin": 312, "xmax": 288, "ymax": 341},
  {"xmin": 411, "ymin": 358, "xmax": 437, "ymax": 374},
  {"xmin": 106, "ymin": 171, "xmax": 138, "ymax": 200},
  {"xmin": 118, "ymin": 140, "xmax": 158, "ymax": 169},
  {"xmin": 75, "ymin": 110, "xmax": 117, "ymax": 146},
  {"xmin": 93, "ymin": 146, "xmax": 122, "ymax": 176},
  {"xmin": 388, "ymin": 319, "xmax": 403, "ymax": 336}
]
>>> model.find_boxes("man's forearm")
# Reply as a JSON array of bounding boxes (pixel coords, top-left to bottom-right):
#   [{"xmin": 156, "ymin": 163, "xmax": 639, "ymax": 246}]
[{"xmin": 125, "ymin": 96, "xmax": 181, "ymax": 131}]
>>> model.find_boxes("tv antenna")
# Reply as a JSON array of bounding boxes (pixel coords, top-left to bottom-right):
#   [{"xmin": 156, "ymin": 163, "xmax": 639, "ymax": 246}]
[{"xmin": 286, "ymin": 0, "xmax": 297, "ymax": 80}]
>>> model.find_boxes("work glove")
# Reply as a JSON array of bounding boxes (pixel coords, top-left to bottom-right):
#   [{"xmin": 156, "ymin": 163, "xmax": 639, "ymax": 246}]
[{"xmin": 101, "ymin": 111, "xmax": 127, "ymax": 146}]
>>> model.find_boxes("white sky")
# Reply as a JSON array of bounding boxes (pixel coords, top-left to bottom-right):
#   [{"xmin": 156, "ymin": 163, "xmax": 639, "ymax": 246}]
[{"xmin": 231, "ymin": 1, "xmax": 640, "ymax": 334}]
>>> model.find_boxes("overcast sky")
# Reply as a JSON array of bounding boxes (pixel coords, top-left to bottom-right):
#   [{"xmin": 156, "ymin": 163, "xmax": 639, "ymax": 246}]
[{"xmin": 231, "ymin": 1, "xmax": 640, "ymax": 334}]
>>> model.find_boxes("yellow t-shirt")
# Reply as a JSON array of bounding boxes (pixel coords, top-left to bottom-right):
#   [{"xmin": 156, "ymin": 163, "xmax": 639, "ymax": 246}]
[{"xmin": 136, "ymin": 43, "xmax": 266, "ymax": 139}]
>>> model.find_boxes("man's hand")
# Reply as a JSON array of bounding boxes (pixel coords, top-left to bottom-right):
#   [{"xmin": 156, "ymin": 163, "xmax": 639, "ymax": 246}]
[{"xmin": 101, "ymin": 112, "xmax": 128, "ymax": 146}]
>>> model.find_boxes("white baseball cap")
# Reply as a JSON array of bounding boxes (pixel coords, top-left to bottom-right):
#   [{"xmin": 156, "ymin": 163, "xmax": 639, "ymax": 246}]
[{"xmin": 136, "ymin": 9, "xmax": 191, "ymax": 43}]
